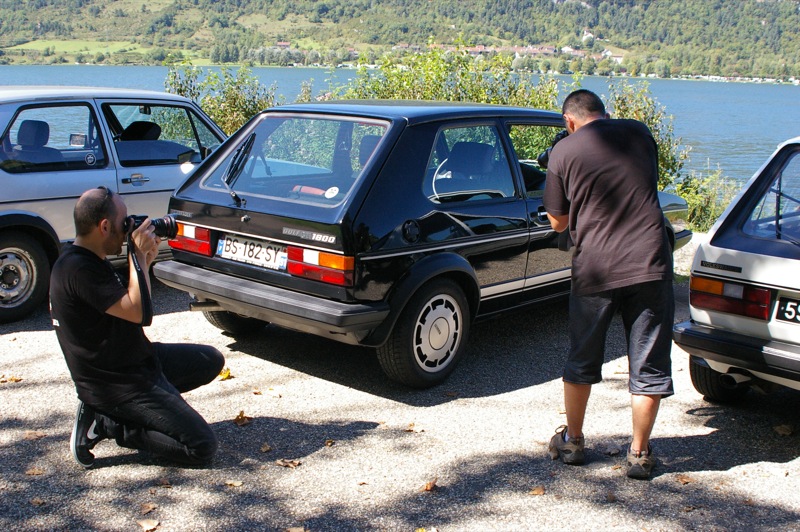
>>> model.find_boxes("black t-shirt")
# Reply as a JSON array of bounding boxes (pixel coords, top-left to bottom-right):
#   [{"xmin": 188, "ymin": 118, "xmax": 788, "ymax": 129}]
[
  {"xmin": 543, "ymin": 118, "xmax": 672, "ymax": 295},
  {"xmin": 50, "ymin": 244, "xmax": 158, "ymax": 408}
]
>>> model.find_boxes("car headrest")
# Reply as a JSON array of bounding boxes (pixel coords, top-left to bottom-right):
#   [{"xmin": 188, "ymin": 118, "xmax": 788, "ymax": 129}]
[
  {"xmin": 17, "ymin": 120, "xmax": 50, "ymax": 148},
  {"xmin": 447, "ymin": 141, "xmax": 494, "ymax": 174},
  {"xmin": 121, "ymin": 121, "xmax": 161, "ymax": 141}
]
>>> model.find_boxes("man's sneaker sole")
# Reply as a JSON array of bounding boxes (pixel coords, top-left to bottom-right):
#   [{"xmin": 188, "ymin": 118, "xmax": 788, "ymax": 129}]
[{"xmin": 71, "ymin": 402, "xmax": 96, "ymax": 468}]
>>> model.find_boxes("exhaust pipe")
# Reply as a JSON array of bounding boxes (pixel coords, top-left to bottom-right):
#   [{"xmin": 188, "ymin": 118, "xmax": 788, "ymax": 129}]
[{"xmin": 719, "ymin": 372, "xmax": 752, "ymax": 389}]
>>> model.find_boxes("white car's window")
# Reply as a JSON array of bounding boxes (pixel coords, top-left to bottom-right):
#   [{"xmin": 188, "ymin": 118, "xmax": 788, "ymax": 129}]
[
  {"xmin": 201, "ymin": 115, "xmax": 388, "ymax": 206},
  {"xmin": 0, "ymin": 104, "xmax": 107, "ymax": 173},
  {"xmin": 425, "ymin": 125, "xmax": 516, "ymax": 203},
  {"xmin": 104, "ymin": 103, "xmax": 219, "ymax": 167},
  {"xmin": 742, "ymin": 150, "xmax": 800, "ymax": 243}
]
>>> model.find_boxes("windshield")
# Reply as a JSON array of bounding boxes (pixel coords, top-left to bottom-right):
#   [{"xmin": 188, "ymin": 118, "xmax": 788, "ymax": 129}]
[
  {"xmin": 201, "ymin": 114, "xmax": 389, "ymax": 206},
  {"xmin": 742, "ymin": 149, "xmax": 800, "ymax": 245}
]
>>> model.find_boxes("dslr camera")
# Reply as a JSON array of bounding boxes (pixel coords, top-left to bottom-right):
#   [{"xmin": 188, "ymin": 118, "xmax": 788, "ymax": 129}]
[
  {"xmin": 536, "ymin": 129, "xmax": 569, "ymax": 169},
  {"xmin": 124, "ymin": 213, "xmax": 179, "ymax": 239}
]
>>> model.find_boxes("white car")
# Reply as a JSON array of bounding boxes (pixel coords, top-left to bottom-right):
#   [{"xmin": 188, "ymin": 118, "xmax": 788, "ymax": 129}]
[
  {"xmin": 674, "ymin": 137, "xmax": 800, "ymax": 401},
  {"xmin": 0, "ymin": 87, "xmax": 225, "ymax": 322}
]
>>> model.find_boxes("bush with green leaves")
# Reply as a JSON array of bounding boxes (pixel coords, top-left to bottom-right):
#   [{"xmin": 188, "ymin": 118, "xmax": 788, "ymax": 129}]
[
  {"xmin": 165, "ymin": 64, "xmax": 277, "ymax": 135},
  {"xmin": 675, "ymin": 167, "xmax": 740, "ymax": 232}
]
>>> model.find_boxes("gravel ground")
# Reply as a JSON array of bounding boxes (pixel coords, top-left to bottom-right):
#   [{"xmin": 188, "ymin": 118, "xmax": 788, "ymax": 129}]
[{"xmin": 2, "ymin": 235, "xmax": 799, "ymax": 531}]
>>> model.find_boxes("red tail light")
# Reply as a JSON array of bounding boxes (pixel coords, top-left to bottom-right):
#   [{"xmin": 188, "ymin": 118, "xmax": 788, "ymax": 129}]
[
  {"xmin": 168, "ymin": 223, "xmax": 212, "ymax": 256},
  {"xmin": 287, "ymin": 246, "xmax": 354, "ymax": 286},
  {"xmin": 690, "ymin": 275, "xmax": 771, "ymax": 320}
]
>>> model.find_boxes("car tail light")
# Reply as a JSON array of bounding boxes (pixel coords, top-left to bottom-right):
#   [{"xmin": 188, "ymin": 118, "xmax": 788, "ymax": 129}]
[
  {"xmin": 690, "ymin": 275, "xmax": 771, "ymax": 320},
  {"xmin": 287, "ymin": 246, "xmax": 354, "ymax": 286},
  {"xmin": 168, "ymin": 223, "xmax": 212, "ymax": 256}
]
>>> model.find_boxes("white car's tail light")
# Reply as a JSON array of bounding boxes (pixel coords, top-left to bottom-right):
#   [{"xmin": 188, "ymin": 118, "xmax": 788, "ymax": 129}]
[{"xmin": 690, "ymin": 275, "xmax": 771, "ymax": 320}]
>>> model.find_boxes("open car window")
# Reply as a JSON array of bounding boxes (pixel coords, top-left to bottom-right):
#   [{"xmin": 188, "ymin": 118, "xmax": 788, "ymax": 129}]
[{"xmin": 104, "ymin": 103, "xmax": 221, "ymax": 167}]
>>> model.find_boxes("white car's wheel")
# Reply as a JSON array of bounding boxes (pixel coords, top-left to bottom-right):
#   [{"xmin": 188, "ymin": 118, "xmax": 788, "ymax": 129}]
[
  {"xmin": 378, "ymin": 278, "xmax": 469, "ymax": 388},
  {"xmin": 0, "ymin": 232, "xmax": 50, "ymax": 323}
]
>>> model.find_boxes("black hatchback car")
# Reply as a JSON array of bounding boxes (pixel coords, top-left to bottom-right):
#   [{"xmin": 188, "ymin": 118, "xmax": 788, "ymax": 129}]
[{"xmin": 154, "ymin": 101, "xmax": 691, "ymax": 387}]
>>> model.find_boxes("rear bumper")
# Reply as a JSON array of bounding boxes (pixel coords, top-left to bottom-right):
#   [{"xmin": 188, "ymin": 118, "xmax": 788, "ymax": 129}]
[
  {"xmin": 673, "ymin": 320, "xmax": 800, "ymax": 382},
  {"xmin": 153, "ymin": 260, "xmax": 390, "ymax": 343}
]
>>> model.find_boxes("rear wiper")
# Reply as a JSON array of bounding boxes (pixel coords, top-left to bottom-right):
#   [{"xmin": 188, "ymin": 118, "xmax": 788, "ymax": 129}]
[{"xmin": 221, "ymin": 132, "xmax": 256, "ymax": 207}]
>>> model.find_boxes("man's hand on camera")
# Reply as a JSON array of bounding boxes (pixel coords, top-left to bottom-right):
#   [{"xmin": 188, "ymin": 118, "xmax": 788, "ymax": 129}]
[{"xmin": 131, "ymin": 218, "xmax": 159, "ymax": 262}]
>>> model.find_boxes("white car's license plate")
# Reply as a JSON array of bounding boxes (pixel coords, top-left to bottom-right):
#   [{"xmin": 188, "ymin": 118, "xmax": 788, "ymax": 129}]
[
  {"xmin": 776, "ymin": 297, "xmax": 800, "ymax": 324},
  {"xmin": 216, "ymin": 235, "xmax": 288, "ymax": 271}
]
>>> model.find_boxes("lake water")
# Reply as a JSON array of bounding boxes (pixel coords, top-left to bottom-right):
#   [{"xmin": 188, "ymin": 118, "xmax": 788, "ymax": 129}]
[{"xmin": 2, "ymin": 64, "xmax": 798, "ymax": 186}]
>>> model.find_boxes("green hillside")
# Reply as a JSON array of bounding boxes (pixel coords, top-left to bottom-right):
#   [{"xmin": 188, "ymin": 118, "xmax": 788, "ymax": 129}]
[{"xmin": 1, "ymin": 0, "xmax": 799, "ymax": 78}]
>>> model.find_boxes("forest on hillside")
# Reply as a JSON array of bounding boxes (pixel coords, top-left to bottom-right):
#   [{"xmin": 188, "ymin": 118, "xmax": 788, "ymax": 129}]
[{"xmin": 1, "ymin": 0, "xmax": 799, "ymax": 78}]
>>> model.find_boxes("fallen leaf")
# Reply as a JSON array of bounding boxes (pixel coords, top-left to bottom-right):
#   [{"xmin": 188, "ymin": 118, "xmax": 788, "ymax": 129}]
[
  {"xmin": 529, "ymin": 485, "xmax": 546, "ymax": 496},
  {"xmin": 260, "ymin": 442, "xmax": 273, "ymax": 453},
  {"xmin": 444, "ymin": 391, "xmax": 459, "ymax": 397},
  {"xmin": 218, "ymin": 367, "xmax": 233, "ymax": 381},
  {"xmin": 276, "ymin": 459, "xmax": 301, "ymax": 468},
  {"xmin": 358, "ymin": 481, "xmax": 368, "ymax": 486},
  {"xmin": 611, "ymin": 465, "xmax": 622, "ymax": 470},
  {"xmin": 225, "ymin": 480, "xmax": 243, "ymax": 487},
  {"xmin": 23, "ymin": 430, "xmax": 47, "ymax": 440},
  {"xmin": 253, "ymin": 389, "xmax": 263, "ymax": 395},
  {"xmin": 325, "ymin": 439, "xmax": 335, "ymax": 447},
  {"xmin": 140, "ymin": 503, "xmax": 157, "ymax": 515},
  {"xmin": 157, "ymin": 478, "xmax": 172, "ymax": 488},
  {"xmin": 774, "ymin": 424, "xmax": 793, "ymax": 436},
  {"xmin": 421, "ymin": 478, "xmax": 438, "ymax": 492},
  {"xmin": 405, "ymin": 423, "xmax": 424, "ymax": 433},
  {"xmin": 137, "ymin": 519, "xmax": 159, "ymax": 531},
  {"xmin": 25, "ymin": 466, "xmax": 45, "ymax": 476},
  {"xmin": 604, "ymin": 444, "xmax": 621, "ymax": 456},
  {"xmin": 285, "ymin": 528, "xmax": 308, "ymax": 532},
  {"xmin": 676, "ymin": 474, "xmax": 694, "ymax": 485},
  {"xmin": 233, "ymin": 410, "xmax": 252, "ymax": 427},
  {"xmin": 8, "ymin": 375, "xmax": 23, "ymax": 383},
  {"xmin": 606, "ymin": 492, "xmax": 617, "ymax": 503},
  {"xmin": 30, "ymin": 498, "xmax": 46, "ymax": 506},
  {"xmin": 683, "ymin": 505, "xmax": 700, "ymax": 512}
]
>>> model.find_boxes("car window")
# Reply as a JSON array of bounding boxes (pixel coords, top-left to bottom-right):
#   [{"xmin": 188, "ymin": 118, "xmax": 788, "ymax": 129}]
[
  {"xmin": 200, "ymin": 114, "xmax": 388, "ymax": 206},
  {"xmin": 424, "ymin": 125, "xmax": 516, "ymax": 204},
  {"xmin": 104, "ymin": 103, "xmax": 220, "ymax": 167},
  {"xmin": 507, "ymin": 124, "xmax": 565, "ymax": 198},
  {"xmin": 742, "ymin": 149, "xmax": 800, "ymax": 243},
  {"xmin": 0, "ymin": 104, "xmax": 107, "ymax": 174}
]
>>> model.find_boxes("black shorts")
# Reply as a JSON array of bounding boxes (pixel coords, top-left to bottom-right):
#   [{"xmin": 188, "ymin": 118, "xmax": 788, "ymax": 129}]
[{"xmin": 564, "ymin": 279, "xmax": 674, "ymax": 396}]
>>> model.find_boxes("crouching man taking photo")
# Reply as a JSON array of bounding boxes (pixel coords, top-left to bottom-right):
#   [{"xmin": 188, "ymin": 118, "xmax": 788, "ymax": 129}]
[{"xmin": 50, "ymin": 186, "xmax": 224, "ymax": 468}]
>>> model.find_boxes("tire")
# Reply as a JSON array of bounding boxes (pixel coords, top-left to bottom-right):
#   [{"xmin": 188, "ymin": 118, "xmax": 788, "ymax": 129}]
[
  {"xmin": 0, "ymin": 232, "xmax": 50, "ymax": 323},
  {"xmin": 202, "ymin": 310, "xmax": 266, "ymax": 335},
  {"xmin": 377, "ymin": 278, "xmax": 470, "ymax": 388},
  {"xmin": 689, "ymin": 357, "xmax": 748, "ymax": 402}
]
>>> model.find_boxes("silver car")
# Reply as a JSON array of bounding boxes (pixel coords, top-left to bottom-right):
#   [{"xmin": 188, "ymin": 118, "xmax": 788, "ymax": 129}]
[{"xmin": 0, "ymin": 87, "xmax": 225, "ymax": 322}]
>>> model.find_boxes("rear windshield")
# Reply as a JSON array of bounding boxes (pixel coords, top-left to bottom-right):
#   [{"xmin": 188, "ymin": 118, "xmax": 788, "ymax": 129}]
[
  {"xmin": 201, "ymin": 113, "xmax": 389, "ymax": 206},
  {"xmin": 741, "ymin": 149, "xmax": 800, "ymax": 244}
]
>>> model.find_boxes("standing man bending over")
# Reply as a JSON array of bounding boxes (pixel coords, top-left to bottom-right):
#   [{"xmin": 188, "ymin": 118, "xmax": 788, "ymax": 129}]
[
  {"xmin": 50, "ymin": 186, "xmax": 224, "ymax": 468},
  {"xmin": 543, "ymin": 90, "xmax": 674, "ymax": 479}
]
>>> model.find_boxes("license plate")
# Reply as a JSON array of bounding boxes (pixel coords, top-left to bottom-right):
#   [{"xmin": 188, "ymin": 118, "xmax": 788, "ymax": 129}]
[
  {"xmin": 216, "ymin": 235, "xmax": 288, "ymax": 271},
  {"xmin": 776, "ymin": 297, "xmax": 800, "ymax": 324}
]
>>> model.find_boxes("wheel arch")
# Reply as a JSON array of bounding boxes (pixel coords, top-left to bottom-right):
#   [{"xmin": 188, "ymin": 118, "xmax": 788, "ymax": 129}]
[
  {"xmin": 363, "ymin": 252, "xmax": 479, "ymax": 347},
  {"xmin": 0, "ymin": 213, "xmax": 62, "ymax": 265}
]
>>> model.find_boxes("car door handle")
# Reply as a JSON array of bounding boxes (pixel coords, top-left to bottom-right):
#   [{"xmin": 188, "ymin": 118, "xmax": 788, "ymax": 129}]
[
  {"xmin": 536, "ymin": 206, "xmax": 550, "ymax": 224},
  {"xmin": 122, "ymin": 173, "xmax": 150, "ymax": 185}
]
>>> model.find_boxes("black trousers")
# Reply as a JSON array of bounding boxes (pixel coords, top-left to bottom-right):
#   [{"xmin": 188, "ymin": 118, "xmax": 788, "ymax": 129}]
[{"xmin": 97, "ymin": 342, "xmax": 224, "ymax": 466}]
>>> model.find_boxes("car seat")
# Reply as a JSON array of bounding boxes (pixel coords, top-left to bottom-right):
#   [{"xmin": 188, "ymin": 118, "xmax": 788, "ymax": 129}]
[
  {"xmin": 11, "ymin": 120, "xmax": 64, "ymax": 166},
  {"xmin": 120, "ymin": 121, "xmax": 161, "ymax": 141}
]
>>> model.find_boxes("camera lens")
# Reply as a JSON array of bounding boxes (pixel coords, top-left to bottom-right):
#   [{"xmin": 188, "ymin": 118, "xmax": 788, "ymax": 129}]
[{"xmin": 152, "ymin": 214, "xmax": 179, "ymax": 239}]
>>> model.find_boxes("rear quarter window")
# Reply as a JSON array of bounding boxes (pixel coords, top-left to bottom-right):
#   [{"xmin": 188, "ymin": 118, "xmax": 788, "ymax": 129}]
[{"xmin": 741, "ymin": 149, "xmax": 800, "ymax": 244}]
